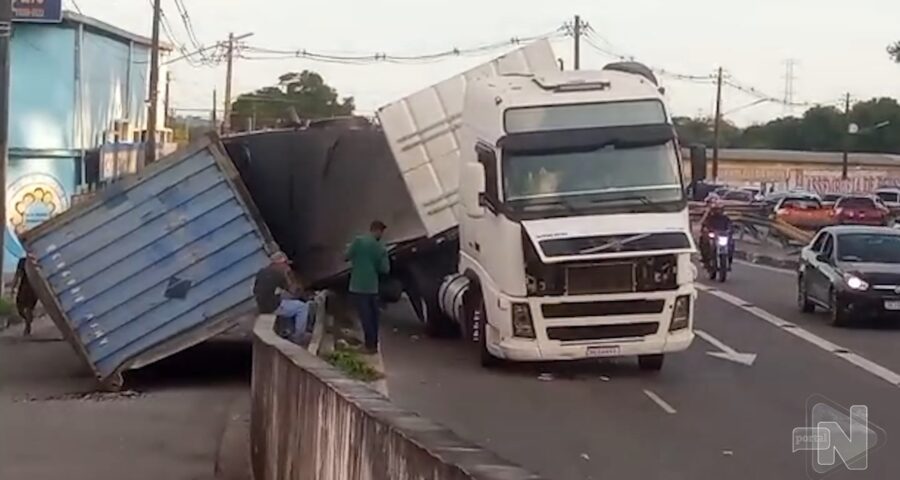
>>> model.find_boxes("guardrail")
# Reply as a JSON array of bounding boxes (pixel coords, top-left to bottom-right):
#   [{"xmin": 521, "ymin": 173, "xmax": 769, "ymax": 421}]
[{"xmin": 251, "ymin": 315, "xmax": 544, "ymax": 480}]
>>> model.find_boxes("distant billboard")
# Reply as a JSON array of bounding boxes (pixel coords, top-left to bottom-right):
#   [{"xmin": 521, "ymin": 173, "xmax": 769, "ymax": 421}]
[{"xmin": 12, "ymin": 0, "xmax": 63, "ymax": 23}]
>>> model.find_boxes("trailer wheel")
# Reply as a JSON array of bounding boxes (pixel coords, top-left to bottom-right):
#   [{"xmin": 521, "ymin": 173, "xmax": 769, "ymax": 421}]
[{"xmin": 407, "ymin": 265, "xmax": 457, "ymax": 338}]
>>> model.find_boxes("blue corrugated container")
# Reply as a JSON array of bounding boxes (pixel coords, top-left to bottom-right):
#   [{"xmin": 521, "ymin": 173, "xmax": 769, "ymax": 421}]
[{"xmin": 22, "ymin": 135, "xmax": 274, "ymax": 388}]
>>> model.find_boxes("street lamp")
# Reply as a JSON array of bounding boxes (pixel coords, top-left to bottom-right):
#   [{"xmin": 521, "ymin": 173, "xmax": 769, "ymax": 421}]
[{"xmin": 842, "ymin": 120, "xmax": 891, "ymax": 179}]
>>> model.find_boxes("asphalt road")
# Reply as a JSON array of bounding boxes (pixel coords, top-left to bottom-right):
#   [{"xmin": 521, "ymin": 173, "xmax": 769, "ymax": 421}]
[
  {"xmin": 381, "ymin": 262, "xmax": 900, "ymax": 480},
  {"xmin": 0, "ymin": 317, "xmax": 251, "ymax": 480}
]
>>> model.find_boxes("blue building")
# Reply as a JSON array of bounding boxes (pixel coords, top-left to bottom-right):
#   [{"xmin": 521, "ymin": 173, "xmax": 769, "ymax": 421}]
[{"xmin": 8, "ymin": 9, "xmax": 170, "ymax": 270}]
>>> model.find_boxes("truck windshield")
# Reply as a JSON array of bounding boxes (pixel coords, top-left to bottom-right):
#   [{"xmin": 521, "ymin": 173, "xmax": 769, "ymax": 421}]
[{"xmin": 502, "ymin": 142, "xmax": 683, "ymax": 207}]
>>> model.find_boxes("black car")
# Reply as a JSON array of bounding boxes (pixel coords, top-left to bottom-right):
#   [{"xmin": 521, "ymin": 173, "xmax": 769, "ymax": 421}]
[{"xmin": 798, "ymin": 226, "xmax": 900, "ymax": 325}]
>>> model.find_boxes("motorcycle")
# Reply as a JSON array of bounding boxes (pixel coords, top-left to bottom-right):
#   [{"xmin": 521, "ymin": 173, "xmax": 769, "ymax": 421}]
[{"xmin": 705, "ymin": 231, "xmax": 732, "ymax": 282}]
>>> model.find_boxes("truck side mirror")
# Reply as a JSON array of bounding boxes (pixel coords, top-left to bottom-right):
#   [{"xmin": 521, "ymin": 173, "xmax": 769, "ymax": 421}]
[{"xmin": 462, "ymin": 163, "xmax": 486, "ymax": 218}]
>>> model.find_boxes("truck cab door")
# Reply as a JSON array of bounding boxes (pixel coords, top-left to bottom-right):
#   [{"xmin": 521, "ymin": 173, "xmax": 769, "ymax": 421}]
[{"xmin": 461, "ymin": 145, "xmax": 501, "ymax": 259}]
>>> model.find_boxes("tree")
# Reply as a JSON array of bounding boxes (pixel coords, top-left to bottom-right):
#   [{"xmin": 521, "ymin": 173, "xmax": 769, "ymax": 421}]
[
  {"xmin": 230, "ymin": 71, "xmax": 355, "ymax": 130},
  {"xmin": 677, "ymin": 97, "xmax": 900, "ymax": 154},
  {"xmin": 673, "ymin": 116, "xmax": 741, "ymax": 147},
  {"xmin": 889, "ymin": 41, "xmax": 900, "ymax": 63}
]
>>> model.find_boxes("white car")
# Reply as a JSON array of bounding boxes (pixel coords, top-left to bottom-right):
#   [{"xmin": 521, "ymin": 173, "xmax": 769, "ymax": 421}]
[{"xmin": 875, "ymin": 187, "xmax": 900, "ymax": 209}]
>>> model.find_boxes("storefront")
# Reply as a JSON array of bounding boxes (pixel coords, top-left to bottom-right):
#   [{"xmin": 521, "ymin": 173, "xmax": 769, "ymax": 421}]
[{"xmin": 8, "ymin": 4, "xmax": 169, "ymax": 270}]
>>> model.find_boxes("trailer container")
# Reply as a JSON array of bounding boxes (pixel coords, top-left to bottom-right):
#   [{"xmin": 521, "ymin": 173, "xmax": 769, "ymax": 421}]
[{"xmin": 22, "ymin": 135, "xmax": 275, "ymax": 387}]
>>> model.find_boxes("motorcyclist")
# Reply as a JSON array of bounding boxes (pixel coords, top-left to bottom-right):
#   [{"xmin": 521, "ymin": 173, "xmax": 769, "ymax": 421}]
[{"xmin": 700, "ymin": 196, "xmax": 734, "ymax": 268}]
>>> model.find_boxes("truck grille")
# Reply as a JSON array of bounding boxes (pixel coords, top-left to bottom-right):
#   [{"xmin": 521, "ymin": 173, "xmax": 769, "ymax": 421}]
[
  {"xmin": 541, "ymin": 299, "xmax": 665, "ymax": 318},
  {"xmin": 547, "ymin": 322, "xmax": 660, "ymax": 341},
  {"xmin": 540, "ymin": 232, "xmax": 691, "ymax": 257},
  {"xmin": 567, "ymin": 262, "xmax": 634, "ymax": 295},
  {"xmin": 563, "ymin": 255, "xmax": 677, "ymax": 295}
]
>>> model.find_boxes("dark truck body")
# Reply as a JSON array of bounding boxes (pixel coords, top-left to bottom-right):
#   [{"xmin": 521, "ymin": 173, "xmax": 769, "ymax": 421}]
[{"xmin": 223, "ymin": 125, "xmax": 456, "ymax": 293}]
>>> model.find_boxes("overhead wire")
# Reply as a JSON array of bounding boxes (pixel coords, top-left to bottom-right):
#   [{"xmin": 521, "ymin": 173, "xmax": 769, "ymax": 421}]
[{"xmin": 236, "ymin": 27, "xmax": 568, "ymax": 65}]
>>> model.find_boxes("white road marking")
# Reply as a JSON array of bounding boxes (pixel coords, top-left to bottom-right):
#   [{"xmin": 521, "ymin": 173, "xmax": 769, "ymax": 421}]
[
  {"xmin": 643, "ymin": 389, "xmax": 677, "ymax": 414},
  {"xmin": 699, "ymin": 284, "xmax": 900, "ymax": 387},
  {"xmin": 695, "ymin": 329, "xmax": 757, "ymax": 366},
  {"xmin": 734, "ymin": 259, "xmax": 795, "ymax": 275}
]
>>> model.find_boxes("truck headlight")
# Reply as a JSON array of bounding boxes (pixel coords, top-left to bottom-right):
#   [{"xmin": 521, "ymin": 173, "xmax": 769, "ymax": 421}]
[
  {"xmin": 669, "ymin": 295, "xmax": 691, "ymax": 331},
  {"xmin": 511, "ymin": 303, "xmax": 536, "ymax": 338},
  {"xmin": 843, "ymin": 274, "xmax": 869, "ymax": 291}
]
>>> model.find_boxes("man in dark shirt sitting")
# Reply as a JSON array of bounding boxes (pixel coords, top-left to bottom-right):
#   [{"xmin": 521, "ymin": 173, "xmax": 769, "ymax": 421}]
[{"xmin": 254, "ymin": 251, "xmax": 310, "ymax": 342}]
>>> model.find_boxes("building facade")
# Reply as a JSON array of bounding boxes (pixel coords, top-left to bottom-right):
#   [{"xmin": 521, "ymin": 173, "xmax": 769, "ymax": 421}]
[{"xmin": 8, "ymin": 8, "xmax": 169, "ymax": 269}]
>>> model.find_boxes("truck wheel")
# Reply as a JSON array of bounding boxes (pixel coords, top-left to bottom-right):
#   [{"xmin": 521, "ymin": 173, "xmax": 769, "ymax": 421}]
[
  {"xmin": 467, "ymin": 289, "xmax": 499, "ymax": 368},
  {"xmin": 408, "ymin": 265, "xmax": 456, "ymax": 338},
  {"xmin": 638, "ymin": 354, "xmax": 665, "ymax": 371}
]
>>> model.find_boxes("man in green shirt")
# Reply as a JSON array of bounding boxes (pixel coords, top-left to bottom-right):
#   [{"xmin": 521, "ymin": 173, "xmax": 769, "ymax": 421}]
[{"xmin": 346, "ymin": 220, "xmax": 389, "ymax": 353}]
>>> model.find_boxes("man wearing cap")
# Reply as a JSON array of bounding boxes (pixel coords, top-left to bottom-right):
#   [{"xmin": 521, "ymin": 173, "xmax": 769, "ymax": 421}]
[
  {"xmin": 346, "ymin": 220, "xmax": 389, "ymax": 354},
  {"xmin": 254, "ymin": 251, "xmax": 310, "ymax": 342}
]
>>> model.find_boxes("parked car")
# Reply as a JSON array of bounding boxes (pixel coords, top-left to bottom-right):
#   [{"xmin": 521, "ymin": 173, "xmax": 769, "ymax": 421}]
[
  {"xmin": 739, "ymin": 186, "xmax": 765, "ymax": 202},
  {"xmin": 764, "ymin": 190, "xmax": 820, "ymax": 212},
  {"xmin": 833, "ymin": 195, "xmax": 889, "ymax": 226},
  {"xmin": 774, "ymin": 196, "xmax": 833, "ymax": 229},
  {"xmin": 821, "ymin": 193, "xmax": 843, "ymax": 208},
  {"xmin": 875, "ymin": 187, "xmax": 900, "ymax": 208},
  {"xmin": 798, "ymin": 226, "xmax": 900, "ymax": 325},
  {"xmin": 720, "ymin": 189, "xmax": 755, "ymax": 205}
]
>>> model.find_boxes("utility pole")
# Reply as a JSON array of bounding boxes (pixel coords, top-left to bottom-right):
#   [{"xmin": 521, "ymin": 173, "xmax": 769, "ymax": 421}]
[
  {"xmin": 211, "ymin": 89, "xmax": 217, "ymax": 129},
  {"xmin": 223, "ymin": 32, "xmax": 253, "ymax": 133},
  {"xmin": 145, "ymin": 0, "xmax": 162, "ymax": 167},
  {"xmin": 573, "ymin": 15, "xmax": 581, "ymax": 70},
  {"xmin": 712, "ymin": 67, "xmax": 723, "ymax": 181},
  {"xmin": 0, "ymin": 0, "xmax": 11, "ymax": 288},
  {"xmin": 164, "ymin": 71, "xmax": 171, "ymax": 127},
  {"xmin": 223, "ymin": 33, "xmax": 234, "ymax": 133},
  {"xmin": 782, "ymin": 59, "xmax": 797, "ymax": 116},
  {"xmin": 842, "ymin": 92, "xmax": 851, "ymax": 180}
]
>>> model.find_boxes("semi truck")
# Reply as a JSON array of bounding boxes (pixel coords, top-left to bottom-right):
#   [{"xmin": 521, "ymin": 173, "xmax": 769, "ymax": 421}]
[{"xmin": 225, "ymin": 39, "xmax": 696, "ymax": 369}]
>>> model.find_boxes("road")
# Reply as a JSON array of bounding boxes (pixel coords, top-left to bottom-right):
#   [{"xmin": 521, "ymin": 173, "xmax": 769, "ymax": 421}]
[
  {"xmin": 381, "ymin": 261, "xmax": 900, "ymax": 479},
  {"xmin": 0, "ymin": 317, "xmax": 251, "ymax": 480}
]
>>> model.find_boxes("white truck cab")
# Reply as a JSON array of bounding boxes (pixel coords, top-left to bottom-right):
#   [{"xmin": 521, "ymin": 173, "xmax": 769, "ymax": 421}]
[{"xmin": 454, "ymin": 65, "xmax": 696, "ymax": 369}]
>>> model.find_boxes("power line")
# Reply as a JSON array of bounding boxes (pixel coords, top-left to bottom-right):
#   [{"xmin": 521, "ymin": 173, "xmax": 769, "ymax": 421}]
[
  {"xmin": 235, "ymin": 28, "xmax": 567, "ymax": 65},
  {"xmin": 70, "ymin": 0, "xmax": 83, "ymax": 14},
  {"xmin": 722, "ymin": 98, "xmax": 768, "ymax": 116},
  {"xmin": 171, "ymin": 0, "xmax": 208, "ymax": 62},
  {"xmin": 581, "ymin": 33, "xmax": 716, "ymax": 83}
]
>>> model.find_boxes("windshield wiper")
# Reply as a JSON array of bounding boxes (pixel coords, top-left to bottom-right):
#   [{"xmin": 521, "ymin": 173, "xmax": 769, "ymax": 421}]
[
  {"xmin": 518, "ymin": 197, "xmax": 579, "ymax": 214},
  {"xmin": 588, "ymin": 195, "xmax": 654, "ymax": 206}
]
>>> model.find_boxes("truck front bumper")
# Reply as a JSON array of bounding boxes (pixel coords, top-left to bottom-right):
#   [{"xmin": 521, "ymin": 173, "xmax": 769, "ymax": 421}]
[{"xmin": 484, "ymin": 286, "xmax": 696, "ymax": 362}]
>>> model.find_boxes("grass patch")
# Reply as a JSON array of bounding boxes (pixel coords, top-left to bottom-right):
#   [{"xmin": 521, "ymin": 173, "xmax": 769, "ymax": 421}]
[
  {"xmin": 325, "ymin": 349, "xmax": 383, "ymax": 382},
  {"xmin": 0, "ymin": 297, "xmax": 15, "ymax": 317}
]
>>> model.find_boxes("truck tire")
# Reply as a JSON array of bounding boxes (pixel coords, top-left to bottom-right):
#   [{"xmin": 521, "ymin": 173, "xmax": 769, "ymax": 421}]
[
  {"xmin": 464, "ymin": 287, "xmax": 499, "ymax": 367},
  {"xmin": 407, "ymin": 265, "xmax": 456, "ymax": 338}
]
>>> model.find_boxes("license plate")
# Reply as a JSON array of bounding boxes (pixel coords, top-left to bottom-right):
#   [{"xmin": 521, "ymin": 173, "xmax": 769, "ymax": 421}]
[
  {"xmin": 586, "ymin": 345, "xmax": 621, "ymax": 357},
  {"xmin": 884, "ymin": 300, "xmax": 900, "ymax": 311}
]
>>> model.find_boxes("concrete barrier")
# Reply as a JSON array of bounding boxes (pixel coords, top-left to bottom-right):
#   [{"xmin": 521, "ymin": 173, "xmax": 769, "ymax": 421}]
[{"xmin": 251, "ymin": 315, "xmax": 543, "ymax": 480}]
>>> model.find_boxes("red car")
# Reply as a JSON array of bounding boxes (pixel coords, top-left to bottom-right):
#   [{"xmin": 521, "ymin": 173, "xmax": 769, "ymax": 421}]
[{"xmin": 833, "ymin": 196, "xmax": 889, "ymax": 226}]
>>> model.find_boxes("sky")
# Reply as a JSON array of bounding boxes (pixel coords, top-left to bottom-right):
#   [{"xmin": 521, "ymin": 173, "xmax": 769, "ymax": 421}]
[{"xmin": 67, "ymin": 0, "xmax": 900, "ymax": 127}]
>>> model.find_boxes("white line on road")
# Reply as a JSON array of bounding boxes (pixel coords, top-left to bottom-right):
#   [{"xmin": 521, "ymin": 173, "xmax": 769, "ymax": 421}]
[
  {"xmin": 695, "ymin": 329, "xmax": 757, "ymax": 366},
  {"xmin": 643, "ymin": 389, "xmax": 677, "ymax": 414},
  {"xmin": 698, "ymin": 284, "xmax": 900, "ymax": 387},
  {"xmin": 734, "ymin": 259, "xmax": 795, "ymax": 275}
]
